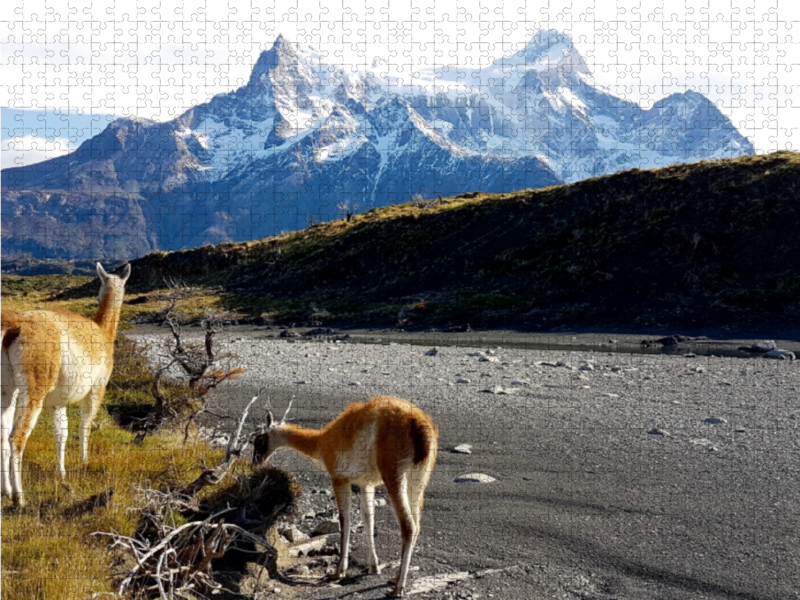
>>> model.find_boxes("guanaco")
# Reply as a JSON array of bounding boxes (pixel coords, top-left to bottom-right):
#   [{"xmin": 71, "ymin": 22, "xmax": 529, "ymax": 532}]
[
  {"xmin": 1, "ymin": 263, "xmax": 131, "ymax": 507},
  {"xmin": 252, "ymin": 395, "xmax": 438, "ymax": 597}
]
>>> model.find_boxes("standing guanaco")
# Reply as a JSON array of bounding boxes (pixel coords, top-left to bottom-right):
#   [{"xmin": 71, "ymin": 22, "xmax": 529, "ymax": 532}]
[
  {"xmin": 1, "ymin": 263, "xmax": 131, "ymax": 507},
  {"xmin": 252, "ymin": 395, "xmax": 438, "ymax": 597}
]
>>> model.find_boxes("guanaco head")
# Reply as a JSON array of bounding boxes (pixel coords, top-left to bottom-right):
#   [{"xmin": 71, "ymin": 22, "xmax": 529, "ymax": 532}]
[
  {"xmin": 252, "ymin": 411, "xmax": 278, "ymax": 465},
  {"xmin": 96, "ymin": 262, "xmax": 132, "ymax": 302},
  {"xmin": 251, "ymin": 397, "xmax": 294, "ymax": 466}
]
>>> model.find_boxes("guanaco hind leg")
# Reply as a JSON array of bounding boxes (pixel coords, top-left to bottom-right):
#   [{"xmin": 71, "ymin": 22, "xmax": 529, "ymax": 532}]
[{"xmin": 331, "ymin": 478, "xmax": 354, "ymax": 579}]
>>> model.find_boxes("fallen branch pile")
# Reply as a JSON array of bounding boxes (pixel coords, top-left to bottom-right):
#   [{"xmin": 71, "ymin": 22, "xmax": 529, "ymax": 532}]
[{"xmin": 94, "ymin": 393, "xmax": 280, "ymax": 599}]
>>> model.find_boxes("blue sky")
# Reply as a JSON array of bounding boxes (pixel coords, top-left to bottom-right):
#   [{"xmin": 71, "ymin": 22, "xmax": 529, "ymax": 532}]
[{"xmin": 2, "ymin": 0, "xmax": 798, "ymax": 167}]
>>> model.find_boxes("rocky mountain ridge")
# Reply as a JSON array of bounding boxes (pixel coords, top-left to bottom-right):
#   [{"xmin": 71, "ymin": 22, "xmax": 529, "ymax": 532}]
[{"xmin": 2, "ymin": 29, "xmax": 753, "ymax": 260}]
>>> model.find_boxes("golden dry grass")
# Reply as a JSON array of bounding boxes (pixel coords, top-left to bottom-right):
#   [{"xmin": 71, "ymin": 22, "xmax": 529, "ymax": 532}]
[
  {"xmin": 1, "ymin": 407, "xmax": 225, "ymax": 599},
  {"xmin": 1, "ymin": 281, "xmax": 230, "ymax": 599}
]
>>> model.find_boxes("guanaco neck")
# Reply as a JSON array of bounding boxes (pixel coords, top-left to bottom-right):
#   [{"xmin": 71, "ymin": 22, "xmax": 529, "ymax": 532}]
[
  {"xmin": 276, "ymin": 424, "xmax": 322, "ymax": 461},
  {"xmin": 92, "ymin": 279, "xmax": 125, "ymax": 341}
]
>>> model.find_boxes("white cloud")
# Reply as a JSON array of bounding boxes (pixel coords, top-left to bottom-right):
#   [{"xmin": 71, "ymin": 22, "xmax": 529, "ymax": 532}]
[{"xmin": 1, "ymin": 135, "xmax": 73, "ymax": 169}]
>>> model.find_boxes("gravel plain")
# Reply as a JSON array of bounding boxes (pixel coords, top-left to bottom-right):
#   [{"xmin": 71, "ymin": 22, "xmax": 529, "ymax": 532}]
[{"xmin": 132, "ymin": 328, "xmax": 800, "ymax": 600}]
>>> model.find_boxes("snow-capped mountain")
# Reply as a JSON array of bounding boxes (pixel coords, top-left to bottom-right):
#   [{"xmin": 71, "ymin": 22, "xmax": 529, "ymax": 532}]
[{"xmin": 2, "ymin": 30, "xmax": 753, "ymax": 260}]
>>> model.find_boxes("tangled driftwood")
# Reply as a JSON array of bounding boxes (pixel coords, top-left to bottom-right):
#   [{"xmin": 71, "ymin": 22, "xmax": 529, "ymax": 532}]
[{"xmin": 94, "ymin": 393, "xmax": 277, "ymax": 599}]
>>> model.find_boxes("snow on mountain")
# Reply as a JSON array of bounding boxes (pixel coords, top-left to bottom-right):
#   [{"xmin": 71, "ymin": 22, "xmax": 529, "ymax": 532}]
[{"xmin": 2, "ymin": 30, "xmax": 753, "ymax": 260}]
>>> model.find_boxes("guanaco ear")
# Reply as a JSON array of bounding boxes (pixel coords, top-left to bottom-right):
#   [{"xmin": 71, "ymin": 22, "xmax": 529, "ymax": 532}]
[
  {"xmin": 265, "ymin": 410, "xmax": 274, "ymax": 429},
  {"xmin": 96, "ymin": 262, "xmax": 109, "ymax": 282},
  {"xmin": 119, "ymin": 263, "xmax": 132, "ymax": 284}
]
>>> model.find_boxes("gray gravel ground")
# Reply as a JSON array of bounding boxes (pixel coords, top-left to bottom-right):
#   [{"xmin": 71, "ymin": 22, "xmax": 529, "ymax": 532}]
[{"xmin": 132, "ymin": 329, "xmax": 800, "ymax": 600}]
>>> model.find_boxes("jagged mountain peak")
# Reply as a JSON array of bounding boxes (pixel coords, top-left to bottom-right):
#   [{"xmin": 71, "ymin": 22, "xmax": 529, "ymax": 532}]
[
  {"xmin": 522, "ymin": 28, "xmax": 574, "ymax": 58},
  {"xmin": 493, "ymin": 28, "xmax": 593, "ymax": 82}
]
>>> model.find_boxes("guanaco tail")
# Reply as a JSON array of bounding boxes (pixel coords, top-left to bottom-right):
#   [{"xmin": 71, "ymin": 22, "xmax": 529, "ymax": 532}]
[
  {"xmin": 1, "ymin": 263, "xmax": 131, "ymax": 507},
  {"xmin": 252, "ymin": 395, "xmax": 438, "ymax": 597}
]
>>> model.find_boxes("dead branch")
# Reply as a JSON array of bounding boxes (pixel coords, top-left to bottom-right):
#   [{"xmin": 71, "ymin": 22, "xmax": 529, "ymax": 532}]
[
  {"xmin": 93, "ymin": 508, "xmax": 275, "ymax": 600},
  {"xmin": 179, "ymin": 391, "xmax": 262, "ymax": 497},
  {"xmin": 145, "ymin": 280, "xmax": 244, "ymax": 437}
]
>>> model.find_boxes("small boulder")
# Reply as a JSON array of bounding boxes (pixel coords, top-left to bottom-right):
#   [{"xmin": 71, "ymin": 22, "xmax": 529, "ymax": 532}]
[
  {"xmin": 312, "ymin": 520, "xmax": 340, "ymax": 536},
  {"xmin": 647, "ymin": 428, "xmax": 669, "ymax": 436},
  {"xmin": 452, "ymin": 444, "xmax": 473, "ymax": 454},
  {"xmin": 425, "ymin": 348, "xmax": 439, "ymax": 356},
  {"xmin": 752, "ymin": 340, "xmax": 777, "ymax": 352},
  {"xmin": 280, "ymin": 527, "xmax": 309, "ymax": 543},
  {"xmin": 765, "ymin": 349, "xmax": 795, "ymax": 360},
  {"xmin": 454, "ymin": 473, "xmax": 496, "ymax": 483}
]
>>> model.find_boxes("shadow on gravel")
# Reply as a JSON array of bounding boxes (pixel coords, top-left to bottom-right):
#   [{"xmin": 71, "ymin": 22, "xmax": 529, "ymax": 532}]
[{"xmin": 528, "ymin": 523, "xmax": 772, "ymax": 600}]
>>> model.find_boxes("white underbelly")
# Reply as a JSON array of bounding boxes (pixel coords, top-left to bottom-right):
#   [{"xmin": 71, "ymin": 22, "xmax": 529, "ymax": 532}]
[
  {"xmin": 43, "ymin": 343, "xmax": 110, "ymax": 407},
  {"xmin": 47, "ymin": 366, "xmax": 108, "ymax": 407}
]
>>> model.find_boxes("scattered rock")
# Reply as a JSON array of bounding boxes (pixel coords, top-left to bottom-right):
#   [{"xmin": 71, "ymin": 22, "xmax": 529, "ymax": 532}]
[
  {"xmin": 579, "ymin": 363, "xmax": 595, "ymax": 371},
  {"xmin": 289, "ymin": 564, "xmax": 311, "ymax": 576},
  {"xmin": 288, "ymin": 535, "xmax": 331, "ymax": 557},
  {"xmin": 683, "ymin": 353, "xmax": 697, "ymax": 358},
  {"xmin": 349, "ymin": 381, "xmax": 362, "ymax": 387},
  {"xmin": 690, "ymin": 438, "xmax": 719, "ymax": 451},
  {"xmin": 641, "ymin": 335, "xmax": 708, "ymax": 347},
  {"xmin": 425, "ymin": 348, "xmax": 439, "ymax": 356},
  {"xmin": 280, "ymin": 527, "xmax": 309, "ymax": 543},
  {"xmin": 648, "ymin": 428, "xmax": 669, "ymax": 436},
  {"xmin": 452, "ymin": 444, "xmax": 473, "ymax": 454},
  {"xmin": 304, "ymin": 327, "xmax": 336, "ymax": 337},
  {"xmin": 374, "ymin": 498, "xmax": 387, "ymax": 507},
  {"xmin": 511, "ymin": 379, "xmax": 530, "ymax": 386},
  {"xmin": 705, "ymin": 417, "xmax": 727, "ymax": 424},
  {"xmin": 740, "ymin": 340, "xmax": 777, "ymax": 353},
  {"xmin": 483, "ymin": 385, "xmax": 515, "ymax": 395},
  {"xmin": 456, "ymin": 377, "xmax": 471, "ymax": 384},
  {"xmin": 454, "ymin": 473, "xmax": 496, "ymax": 483},
  {"xmin": 312, "ymin": 520, "xmax": 340, "ymax": 536},
  {"xmin": 765, "ymin": 349, "xmax": 795, "ymax": 360},
  {"xmin": 279, "ymin": 329, "xmax": 297, "ymax": 338},
  {"xmin": 479, "ymin": 356, "xmax": 499, "ymax": 363}
]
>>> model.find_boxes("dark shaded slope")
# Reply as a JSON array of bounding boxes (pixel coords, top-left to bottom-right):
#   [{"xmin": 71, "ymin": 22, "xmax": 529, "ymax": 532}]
[{"xmin": 128, "ymin": 152, "xmax": 800, "ymax": 330}]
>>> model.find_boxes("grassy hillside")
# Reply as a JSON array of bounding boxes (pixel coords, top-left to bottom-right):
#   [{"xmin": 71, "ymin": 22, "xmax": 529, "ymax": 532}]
[{"xmin": 35, "ymin": 151, "xmax": 800, "ymax": 330}]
